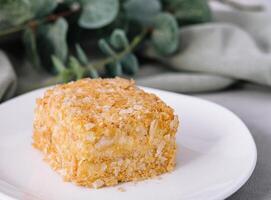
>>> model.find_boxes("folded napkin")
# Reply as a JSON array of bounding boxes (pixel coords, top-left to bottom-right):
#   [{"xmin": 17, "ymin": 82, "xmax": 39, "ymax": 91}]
[
  {"xmin": 0, "ymin": 51, "xmax": 16, "ymax": 101},
  {"xmin": 137, "ymin": 9, "xmax": 271, "ymax": 92},
  {"xmin": 1, "ymin": 5, "xmax": 271, "ymax": 100}
]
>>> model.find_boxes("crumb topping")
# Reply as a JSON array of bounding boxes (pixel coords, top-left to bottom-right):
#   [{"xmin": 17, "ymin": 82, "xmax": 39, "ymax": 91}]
[{"xmin": 33, "ymin": 77, "xmax": 179, "ymax": 188}]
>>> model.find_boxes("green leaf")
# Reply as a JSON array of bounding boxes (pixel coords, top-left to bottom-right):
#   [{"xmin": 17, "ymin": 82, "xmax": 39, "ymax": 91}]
[
  {"xmin": 151, "ymin": 12, "xmax": 179, "ymax": 55},
  {"xmin": 124, "ymin": 0, "xmax": 161, "ymax": 25},
  {"xmin": 75, "ymin": 44, "xmax": 99, "ymax": 78},
  {"xmin": 59, "ymin": 70, "xmax": 75, "ymax": 83},
  {"xmin": 98, "ymin": 38, "xmax": 122, "ymax": 77},
  {"xmin": 69, "ymin": 56, "xmax": 86, "ymax": 80},
  {"xmin": 37, "ymin": 18, "xmax": 68, "ymax": 71},
  {"xmin": 79, "ymin": 0, "xmax": 119, "ymax": 29},
  {"xmin": 106, "ymin": 62, "xmax": 122, "ymax": 77},
  {"xmin": 52, "ymin": 55, "xmax": 74, "ymax": 82},
  {"xmin": 87, "ymin": 65, "xmax": 99, "ymax": 78},
  {"xmin": 23, "ymin": 28, "xmax": 41, "ymax": 70},
  {"xmin": 164, "ymin": 0, "xmax": 211, "ymax": 24},
  {"xmin": 63, "ymin": 0, "xmax": 78, "ymax": 4},
  {"xmin": 30, "ymin": 0, "xmax": 57, "ymax": 18},
  {"xmin": 98, "ymin": 39, "xmax": 116, "ymax": 56},
  {"xmin": 121, "ymin": 53, "xmax": 139, "ymax": 75},
  {"xmin": 51, "ymin": 55, "xmax": 66, "ymax": 73},
  {"xmin": 110, "ymin": 29, "xmax": 129, "ymax": 50},
  {"xmin": 75, "ymin": 44, "xmax": 89, "ymax": 66},
  {"xmin": 0, "ymin": 0, "xmax": 33, "ymax": 29}
]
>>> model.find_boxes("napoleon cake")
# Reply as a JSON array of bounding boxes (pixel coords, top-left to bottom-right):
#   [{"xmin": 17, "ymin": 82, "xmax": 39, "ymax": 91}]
[{"xmin": 33, "ymin": 77, "xmax": 179, "ymax": 188}]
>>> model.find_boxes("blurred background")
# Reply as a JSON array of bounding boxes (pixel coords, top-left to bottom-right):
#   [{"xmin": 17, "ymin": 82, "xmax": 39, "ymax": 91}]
[{"xmin": 0, "ymin": 0, "xmax": 271, "ymax": 101}]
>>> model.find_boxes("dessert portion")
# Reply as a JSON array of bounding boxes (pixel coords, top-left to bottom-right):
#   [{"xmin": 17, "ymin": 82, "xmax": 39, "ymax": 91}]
[{"xmin": 33, "ymin": 77, "xmax": 179, "ymax": 188}]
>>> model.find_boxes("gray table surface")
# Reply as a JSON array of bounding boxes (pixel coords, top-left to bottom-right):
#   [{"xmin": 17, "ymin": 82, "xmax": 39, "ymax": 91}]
[{"xmin": 195, "ymin": 84, "xmax": 271, "ymax": 200}]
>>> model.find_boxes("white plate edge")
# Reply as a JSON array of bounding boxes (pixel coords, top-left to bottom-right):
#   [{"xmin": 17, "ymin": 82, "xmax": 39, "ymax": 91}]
[{"xmin": 0, "ymin": 86, "xmax": 258, "ymax": 200}]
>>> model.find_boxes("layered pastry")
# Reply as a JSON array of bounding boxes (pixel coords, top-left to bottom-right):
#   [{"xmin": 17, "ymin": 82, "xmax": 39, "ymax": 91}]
[{"xmin": 33, "ymin": 77, "xmax": 179, "ymax": 188}]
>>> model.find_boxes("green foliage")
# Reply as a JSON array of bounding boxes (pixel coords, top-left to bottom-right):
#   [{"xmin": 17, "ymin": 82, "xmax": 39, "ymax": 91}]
[
  {"xmin": 87, "ymin": 65, "xmax": 99, "ymax": 78},
  {"xmin": 23, "ymin": 28, "xmax": 41, "ymax": 70},
  {"xmin": 0, "ymin": 0, "xmax": 33, "ymax": 29},
  {"xmin": 68, "ymin": 56, "xmax": 86, "ymax": 79},
  {"xmin": 121, "ymin": 54, "xmax": 139, "ymax": 75},
  {"xmin": 106, "ymin": 62, "xmax": 123, "ymax": 77},
  {"xmin": 0, "ymin": 0, "xmax": 212, "ymax": 85},
  {"xmin": 30, "ymin": 0, "xmax": 57, "ymax": 18},
  {"xmin": 98, "ymin": 39, "xmax": 116, "ymax": 57},
  {"xmin": 37, "ymin": 18, "xmax": 68, "ymax": 71},
  {"xmin": 75, "ymin": 44, "xmax": 99, "ymax": 78},
  {"xmin": 79, "ymin": 0, "xmax": 119, "ymax": 29},
  {"xmin": 163, "ymin": 0, "xmax": 212, "ymax": 24},
  {"xmin": 52, "ymin": 43, "xmax": 99, "ymax": 81},
  {"xmin": 110, "ymin": 29, "xmax": 129, "ymax": 50},
  {"xmin": 98, "ymin": 29, "xmax": 140, "ymax": 77},
  {"xmin": 123, "ymin": 0, "xmax": 161, "ymax": 25},
  {"xmin": 98, "ymin": 38, "xmax": 122, "ymax": 76},
  {"xmin": 51, "ymin": 55, "xmax": 74, "ymax": 82},
  {"xmin": 0, "ymin": 0, "xmax": 57, "ymax": 29},
  {"xmin": 52, "ymin": 54, "xmax": 98, "ymax": 82},
  {"xmin": 75, "ymin": 44, "xmax": 89, "ymax": 66},
  {"xmin": 63, "ymin": 0, "xmax": 79, "ymax": 4},
  {"xmin": 151, "ymin": 13, "xmax": 179, "ymax": 55},
  {"xmin": 51, "ymin": 55, "xmax": 67, "ymax": 73}
]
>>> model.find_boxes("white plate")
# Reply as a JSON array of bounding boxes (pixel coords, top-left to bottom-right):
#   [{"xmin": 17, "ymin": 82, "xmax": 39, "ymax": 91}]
[{"xmin": 0, "ymin": 87, "xmax": 257, "ymax": 200}]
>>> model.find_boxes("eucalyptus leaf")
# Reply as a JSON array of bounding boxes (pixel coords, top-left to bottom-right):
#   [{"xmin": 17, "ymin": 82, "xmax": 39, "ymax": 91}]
[
  {"xmin": 151, "ymin": 12, "xmax": 179, "ymax": 55},
  {"xmin": 79, "ymin": 0, "xmax": 119, "ymax": 29},
  {"xmin": 98, "ymin": 39, "xmax": 116, "ymax": 56},
  {"xmin": 52, "ymin": 55, "xmax": 74, "ymax": 82},
  {"xmin": 51, "ymin": 55, "xmax": 66, "ymax": 73},
  {"xmin": 23, "ymin": 28, "xmax": 41, "ymax": 70},
  {"xmin": 37, "ymin": 18, "xmax": 68, "ymax": 71},
  {"xmin": 87, "ymin": 65, "xmax": 99, "ymax": 78},
  {"xmin": 121, "ymin": 53, "xmax": 139, "ymax": 75},
  {"xmin": 75, "ymin": 44, "xmax": 89, "ymax": 66},
  {"xmin": 164, "ymin": 0, "xmax": 211, "ymax": 24},
  {"xmin": 75, "ymin": 45, "xmax": 99, "ymax": 78},
  {"xmin": 110, "ymin": 29, "xmax": 129, "ymax": 50},
  {"xmin": 124, "ymin": 0, "xmax": 161, "ymax": 25},
  {"xmin": 106, "ymin": 62, "xmax": 122, "ymax": 77},
  {"xmin": 59, "ymin": 70, "xmax": 75, "ymax": 82},
  {"xmin": 0, "ymin": 0, "xmax": 33, "ymax": 29},
  {"xmin": 30, "ymin": 0, "xmax": 57, "ymax": 18},
  {"xmin": 69, "ymin": 56, "xmax": 86, "ymax": 79},
  {"xmin": 63, "ymin": 0, "xmax": 79, "ymax": 4}
]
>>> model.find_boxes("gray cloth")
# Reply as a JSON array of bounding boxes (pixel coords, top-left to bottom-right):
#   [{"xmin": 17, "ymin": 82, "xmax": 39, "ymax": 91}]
[
  {"xmin": 0, "ymin": 51, "xmax": 16, "ymax": 101},
  {"xmin": 135, "ymin": 64, "xmax": 236, "ymax": 93},
  {"xmin": 196, "ymin": 84, "xmax": 271, "ymax": 200},
  {"xmin": 1, "ymin": 8, "xmax": 271, "ymax": 97},
  {"xmin": 138, "ymin": 10, "xmax": 271, "ymax": 92}
]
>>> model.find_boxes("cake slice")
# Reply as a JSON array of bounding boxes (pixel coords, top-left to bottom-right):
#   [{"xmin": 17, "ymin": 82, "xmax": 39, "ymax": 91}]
[{"xmin": 33, "ymin": 77, "xmax": 179, "ymax": 188}]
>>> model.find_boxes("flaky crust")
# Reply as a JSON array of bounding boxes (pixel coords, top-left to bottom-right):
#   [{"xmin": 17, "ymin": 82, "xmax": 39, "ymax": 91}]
[{"xmin": 33, "ymin": 77, "xmax": 179, "ymax": 188}]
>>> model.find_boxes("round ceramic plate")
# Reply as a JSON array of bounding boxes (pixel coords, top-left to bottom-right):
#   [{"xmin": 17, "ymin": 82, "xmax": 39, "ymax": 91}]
[{"xmin": 0, "ymin": 87, "xmax": 257, "ymax": 200}]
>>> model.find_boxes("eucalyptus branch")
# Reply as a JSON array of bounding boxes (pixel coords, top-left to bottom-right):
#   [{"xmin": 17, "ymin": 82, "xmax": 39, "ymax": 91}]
[
  {"xmin": 0, "ymin": 7, "xmax": 80, "ymax": 38},
  {"xmin": 1, "ymin": 0, "xmax": 201, "ymax": 89},
  {"xmin": 0, "ymin": 24, "xmax": 25, "ymax": 37},
  {"xmin": 90, "ymin": 29, "xmax": 148, "ymax": 71}
]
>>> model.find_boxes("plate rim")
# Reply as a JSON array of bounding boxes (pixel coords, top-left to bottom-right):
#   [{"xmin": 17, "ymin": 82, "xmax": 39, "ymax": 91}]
[
  {"xmin": 143, "ymin": 87, "xmax": 257, "ymax": 200},
  {"xmin": 0, "ymin": 86, "xmax": 257, "ymax": 200}
]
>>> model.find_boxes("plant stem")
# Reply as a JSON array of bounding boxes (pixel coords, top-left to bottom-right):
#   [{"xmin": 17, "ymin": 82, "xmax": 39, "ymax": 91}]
[
  {"xmin": 89, "ymin": 29, "xmax": 148, "ymax": 71},
  {"xmin": 0, "ymin": 8, "xmax": 80, "ymax": 38},
  {"xmin": 25, "ymin": 30, "xmax": 148, "ymax": 89},
  {"xmin": 0, "ymin": 25, "xmax": 25, "ymax": 37}
]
